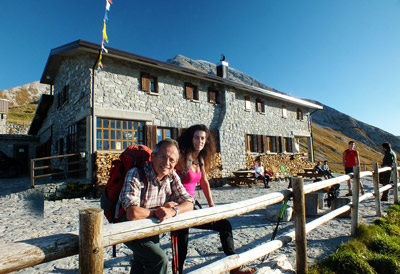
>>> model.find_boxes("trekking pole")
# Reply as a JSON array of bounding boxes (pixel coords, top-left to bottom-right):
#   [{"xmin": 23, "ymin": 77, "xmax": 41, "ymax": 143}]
[
  {"xmin": 262, "ymin": 195, "xmax": 292, "ymax": 262},
  {"xmin": 171, "ymin": 231, "xmax": 179, "ymax": 274}
]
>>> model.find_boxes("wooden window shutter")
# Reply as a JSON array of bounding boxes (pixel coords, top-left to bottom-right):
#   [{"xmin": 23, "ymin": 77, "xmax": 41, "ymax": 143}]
[
  {"xmin": 257, "ymin": 135, "xmax": 263, "ymax": 153},
  {"xmin": 185, "ymin": 83, "xmax": 193, "ymax": 99},
  {"xmin": 282, "ymin": 137, "xmax": 286, "ymax": 152},
  {"xmin": 245, "ymin": 134, "xmax": 249, "ymax": 151},
  {"xmin": 263, "ymin": 135, "xmax": 268, "ymax": 152},
  {"xmin": 245, "ymin": 96, "xmax": 251, "ymax": 110},
  {"xmin": 145, "ymin": 125, "xmax": 157, "ymax": 149},
  {"xmin": 209, "ymin": 89, "xmax": 216, "ymax": 103},
  {"xmin": 177, "ymin": 127, "xmax": 186, "ymax": 139},
  {"xmin": 256, "ymin": 100, "xmax": 263, "ymax": 112},
  {"xmin": 141, "ymin": 73, "xmax": 150, "ymax": 92}
]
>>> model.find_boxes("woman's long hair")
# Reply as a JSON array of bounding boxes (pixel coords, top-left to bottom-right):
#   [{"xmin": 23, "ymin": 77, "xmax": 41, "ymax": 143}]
[{"xmin": 177, "ymin": 124, "xmax": 216, "ymax": 172}]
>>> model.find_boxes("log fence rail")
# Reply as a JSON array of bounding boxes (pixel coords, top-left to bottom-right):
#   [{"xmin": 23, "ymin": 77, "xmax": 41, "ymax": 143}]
[{"xmin": 0, "ymin": 162, "xmax": 398, "ymax": 274}]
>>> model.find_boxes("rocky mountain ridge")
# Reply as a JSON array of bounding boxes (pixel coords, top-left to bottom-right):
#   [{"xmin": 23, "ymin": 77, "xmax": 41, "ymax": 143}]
[{"xmin": 1, "ymin": 57, "xmax": 399, "ymax": 156}]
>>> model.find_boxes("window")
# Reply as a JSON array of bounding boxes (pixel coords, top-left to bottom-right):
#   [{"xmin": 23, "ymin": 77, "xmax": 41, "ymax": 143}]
[
  {"xmin": 140, "ymin": 72, "xmax": 158, "ymax": 93},
  {"xmin": 282, "ymin": 105, "xmax": 287, "ymax": 118},
  {"xmin": 59, "ymin": 138, "xmax": 64, "ymax": 155},
  {"xmin": 96, "ymin": 118, "xmax": 145, "ymax": 151},
  {"xmin": 277, "ymin": 137, "xmax": 283, "ymax": 153},
  {"xmin": 157, "ymin": 127, "xmax": 177, "ymax": 143},
  {"xmin": 62, "ymin": 85, "xmax": 69, "ymax": 104},
  {"xmin": 56, "ymin": 85, "xmax": 69, "ymax": 109},
  {"xmin": 256, "ymin": 99, "xmax": 264, "ymax": 113},
  {"xmin": 246, "ymin": 134, "xmax": 265, "ymax": 153},
  {"xmin": 67, "ymin": 124, "xmax": 78, "ymax": 153},
  {"xmin": 245, "ymin": 96, "xmax": 251, "ymax": 111},
  {"xmin": 297, "ymin": 108, "xmax": 303, "ymax": 120},
  {"xmin": 184, "ymin": 82, "xmax": 199, "ymax": 100},
  {"xmin": 285, "ymin": 137, "xmax": 293, "ymax": 153},
  {"xmin": 208, "ymin": 87, "xmax": 220, "ymax": 104},
  {"xmin": 268, "ymin": 136, "xmax": 277, "ymax": 153}
]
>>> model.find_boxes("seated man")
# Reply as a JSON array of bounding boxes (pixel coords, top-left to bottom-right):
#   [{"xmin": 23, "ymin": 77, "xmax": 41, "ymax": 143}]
[
  {"xmin": 255, "ymin": 159, "xmax": 270, "ymax": 188},
  {"xmin": 322, "ymin": 160, "xmax": 334, "ymax": 178},
  {"xmin": 313, "ymin": 161, "xmax": 328, "ymax": 179},
  {"xmin": 119, "ymin": 139, "xmax": 194, "ymax": 274}
]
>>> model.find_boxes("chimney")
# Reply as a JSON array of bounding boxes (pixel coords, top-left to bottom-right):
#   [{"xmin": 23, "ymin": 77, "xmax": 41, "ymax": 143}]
[{"xmin": 216, "ymin": 54, "xmax": 228, "ymax": 78}]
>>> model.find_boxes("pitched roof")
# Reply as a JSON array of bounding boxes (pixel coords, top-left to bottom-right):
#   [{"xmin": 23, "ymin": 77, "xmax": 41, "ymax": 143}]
[{"xmin": 41, "ymin": 40, "xmax": 323, "ymax": 110}]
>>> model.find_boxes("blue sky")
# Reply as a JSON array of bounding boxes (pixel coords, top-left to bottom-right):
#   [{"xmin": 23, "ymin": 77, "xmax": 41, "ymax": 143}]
[{"xmin": 2, "ymin": 0, "xmax": 400, "ymax": 136}]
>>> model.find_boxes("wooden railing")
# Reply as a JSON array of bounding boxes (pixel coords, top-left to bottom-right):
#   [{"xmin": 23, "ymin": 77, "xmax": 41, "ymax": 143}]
[
  {"xmin": 1, "ymin": 163, "xmax": 398, "ymax": 274},
  {"xmin": 30, "ymin": 153, "xmax": 88, "ymax": 188}
]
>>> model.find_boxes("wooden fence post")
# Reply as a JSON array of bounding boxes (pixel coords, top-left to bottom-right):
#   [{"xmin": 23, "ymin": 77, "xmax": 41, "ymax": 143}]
[
  {"xmin": 30, "ymin": 159, "xmax": 35, "ymax": 188},
  {"xmin": 393, "ymin": 162, "xmax": 399, "ymax": 204},
  {"xmin": 351, "ymin": 166, "xmax": 360, "ymax": 236},
  {"xmin": 79, "ymin": 208, "xmax": 104, "ymax": 274},
  {"xmin": 293, "ymin": 177, "xmax": 307, "ymax": 274},
  {"xmin": 372, "ymin": 163, "xmax": 382, "ymax": 217}
]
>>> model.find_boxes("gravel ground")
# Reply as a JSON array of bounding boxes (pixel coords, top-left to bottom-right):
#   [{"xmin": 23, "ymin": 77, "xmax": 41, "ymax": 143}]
[{"xmin": 0, "ymin": 174, "xmax": 394, "ymax": 273}]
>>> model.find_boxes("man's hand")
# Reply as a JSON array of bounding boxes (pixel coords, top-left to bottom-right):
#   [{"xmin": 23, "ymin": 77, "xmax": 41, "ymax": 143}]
[
  {"xmin": 163, "ymin": 201, "xmax": 178, "ymax": 208},
  {"xmin": 154, "ymin": 206, "xmax": 176, "ymax": 222}
]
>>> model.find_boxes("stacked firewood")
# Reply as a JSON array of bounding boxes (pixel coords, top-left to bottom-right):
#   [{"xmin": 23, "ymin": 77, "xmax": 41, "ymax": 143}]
[
  {"xmin": 93, "ymin": 151, "xmax": 223, "ymax": 196},
  {"xmin": 93, "ymin": 152, "xmax": 119, "ymax": 196},
  {"xmin": 246, "ymin": 154, "xmax": 314, "ymax": 177},
  {"xmin": 207, "ymin": 152, "xmax": 222, "ymax": 179}
]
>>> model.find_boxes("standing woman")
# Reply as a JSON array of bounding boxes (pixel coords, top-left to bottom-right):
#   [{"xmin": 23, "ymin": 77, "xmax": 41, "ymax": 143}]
[
  {"xmin": 175, "ymin": 124, "xmax": 254, "ymax": 274},
  {"xmin": 380, "ymin": 142, "xmax": 397, "ymax": 201}
]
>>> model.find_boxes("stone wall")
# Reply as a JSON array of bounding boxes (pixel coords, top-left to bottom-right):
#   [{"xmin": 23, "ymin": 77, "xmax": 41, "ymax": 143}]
[
  {"xmin": 0, "ymin": 114, "xmax": 6, "ymax": 134},
  {"xmin": 95, "ymin": 58, "xmax": 310, "ymax": 177},
  {"xmin": 38, "ymin": 52, "xmax": 312, "ymax": 185}
]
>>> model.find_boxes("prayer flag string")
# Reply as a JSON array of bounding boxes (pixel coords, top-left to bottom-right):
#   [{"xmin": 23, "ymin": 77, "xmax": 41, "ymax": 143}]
[{"xmin": 97, "ymin": 0, "xmax": 113, "ymax": 73}]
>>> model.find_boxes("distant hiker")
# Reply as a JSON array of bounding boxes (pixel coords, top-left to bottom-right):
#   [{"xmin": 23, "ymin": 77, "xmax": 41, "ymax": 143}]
[
  {"xmin": 380, "ymin": 142, "xmax": 397, "ymax": 201},
  {"xmin": 343, "ymin": 141, "xmax": 364, "ymax": 196},
  {"xmin": 119, "ymin": 139, "xmax": 194, "ymax": 274}
]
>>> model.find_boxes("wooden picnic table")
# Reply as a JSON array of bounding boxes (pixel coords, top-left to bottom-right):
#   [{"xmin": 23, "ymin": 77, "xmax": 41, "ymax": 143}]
[
  {"xmin": 297, "ymin": 168, "xmax": 325, "ymax": 180},
  {"xmin": 231, "ymin": 170, "xmax": 257, "ymax": 187}
]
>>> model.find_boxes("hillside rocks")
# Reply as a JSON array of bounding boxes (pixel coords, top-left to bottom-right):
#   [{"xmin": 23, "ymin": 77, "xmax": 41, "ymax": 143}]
[
  {"xmin": 0, "ymin": 81, "xmax": 50, "ymax": 106},
  {"xmin": 167, "ymin": 55, "xmax": 279, "ymax": 92},
  {"xmin": 311, "ymin": 102, "xmax": 400, "ymax": 153},
  {"xmin": 5, "ymin": 122, "xmax": 30, "ymax": 134}
]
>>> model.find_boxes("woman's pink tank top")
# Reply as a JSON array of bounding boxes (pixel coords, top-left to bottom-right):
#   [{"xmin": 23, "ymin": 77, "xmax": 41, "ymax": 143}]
[{"xmin": 180, "ymin": 168, "xmax": 202, "ymax": 198}]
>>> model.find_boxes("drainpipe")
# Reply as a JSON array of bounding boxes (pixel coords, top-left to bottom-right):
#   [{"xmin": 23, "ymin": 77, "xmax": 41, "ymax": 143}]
[
  {"xmin": 309, "ymin": 109, "xmax": 319, "ymax": 162},
  {"xmin": 90, "ymin": 51, "xmax": 102, "ymax": 182}
]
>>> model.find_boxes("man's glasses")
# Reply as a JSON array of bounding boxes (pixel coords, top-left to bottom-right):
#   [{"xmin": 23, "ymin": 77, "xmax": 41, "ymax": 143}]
[{"xmin": 156, "ymin": 154, "xmax": 177, "ymax": 165}]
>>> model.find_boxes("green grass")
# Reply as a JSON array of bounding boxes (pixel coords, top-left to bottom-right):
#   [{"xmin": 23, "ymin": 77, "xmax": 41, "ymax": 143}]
[
  {"xmin": 6, "ymin": 103, "xmax": 37, "ymax": 125},
  {"xmin": 309, "ymin": 203, "xmax": 400, "ymax": 274}
]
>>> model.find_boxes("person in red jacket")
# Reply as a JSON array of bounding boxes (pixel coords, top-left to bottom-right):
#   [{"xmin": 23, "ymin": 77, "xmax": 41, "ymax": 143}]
[{"xmin": 343, "ymin": 141, "xmax": 364, "ymax": 196}]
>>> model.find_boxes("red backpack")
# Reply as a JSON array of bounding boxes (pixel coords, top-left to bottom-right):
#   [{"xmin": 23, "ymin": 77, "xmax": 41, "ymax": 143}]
[{"xmin": 100, "ymin": 144, "xmax": 152, "ymax": 223}]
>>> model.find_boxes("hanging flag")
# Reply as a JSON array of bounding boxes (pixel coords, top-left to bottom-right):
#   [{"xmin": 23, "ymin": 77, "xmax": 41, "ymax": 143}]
[
  {"xmin": 102, "ymin": 21, "xmax": 109, "ymax": 43},
  {"xmin": 97, "ymin": 0, "xmax": 113, "ymax": 73}
]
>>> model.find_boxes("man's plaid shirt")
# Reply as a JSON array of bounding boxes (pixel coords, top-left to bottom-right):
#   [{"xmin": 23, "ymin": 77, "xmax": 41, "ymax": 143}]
[{"xmin": 120, "ymin": 162, "xmax": 193, "ymax": 210}]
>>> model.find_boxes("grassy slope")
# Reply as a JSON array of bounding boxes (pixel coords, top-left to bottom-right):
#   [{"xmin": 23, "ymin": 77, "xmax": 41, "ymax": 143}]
[
  {"xmin": 310, "ymin": 203, "xmax": 400, "ymax": 274},
  {"xmin": 312, "ymin": 124, "xmax": 384, "ymax": 173},
  {"xmin": 6, "ymin": 104, "xmax": 37, "ymax": 125}
]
